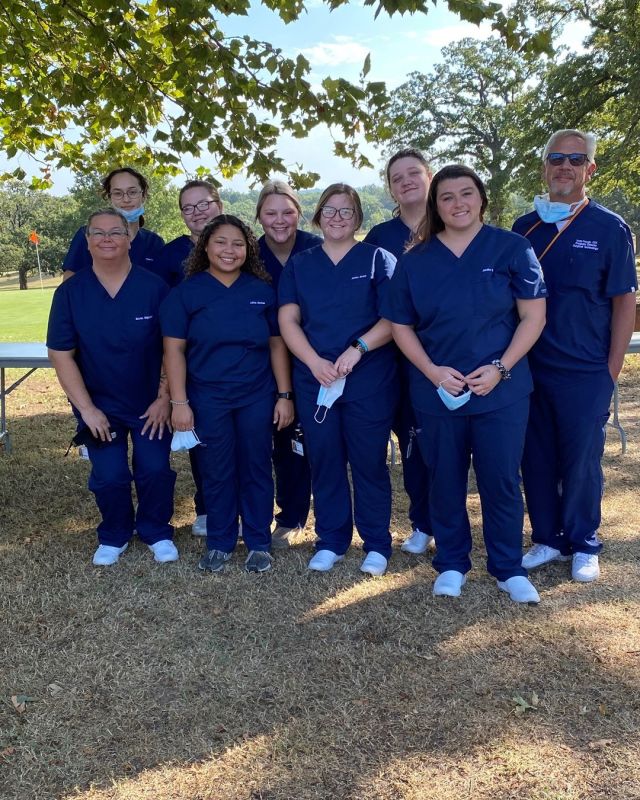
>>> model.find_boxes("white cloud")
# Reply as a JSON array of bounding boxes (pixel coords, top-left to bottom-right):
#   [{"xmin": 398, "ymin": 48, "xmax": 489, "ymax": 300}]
[
  {"xmin": 300, "ymin": 37, "xmax": 369, "ymax": 66},
  {"xmin": 412, "ymin": 22, "xmax": 495, "ymax": 47}
]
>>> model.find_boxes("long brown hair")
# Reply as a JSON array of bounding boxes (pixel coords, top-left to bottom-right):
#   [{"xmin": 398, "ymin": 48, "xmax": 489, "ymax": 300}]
[
  {"xmin": 185, "ymin": 215, "xmax": 270, "ymax": 282},
  {"xmin": 412, "ymin": 164, "xmax": 488, "ymax": 247}
]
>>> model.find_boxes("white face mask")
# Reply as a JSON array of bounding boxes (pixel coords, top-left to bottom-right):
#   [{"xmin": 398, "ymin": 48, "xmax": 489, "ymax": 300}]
[
  {"xmin": 170, "ymin": 429, "xmax": 202, "ymax": 451},
  {"xmin": 314, "ymin": 376, "xmax": 347, "ymax": 423}
]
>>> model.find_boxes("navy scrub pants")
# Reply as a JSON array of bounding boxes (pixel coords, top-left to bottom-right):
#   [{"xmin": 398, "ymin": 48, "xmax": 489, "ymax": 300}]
[
  {"xmin": 86, "ymin": 419, "xmax": 176, "ymax": 548},
  {"xmin": 392, "ymin": 385, "xmax": 431, "ymax": 535},
  {"xmin": 272, "ymin": 417, "xmax": 311, "ymax": 529},
  {"xmin": 297, "ymin": 386, "xmax": 396, "ymax": 559},
  {"xmin": 416, "ymin": 397, "xmax": 529, "ymax": 581},
  {"xmin": 193, "ymin": 394, "xmax": 274, "ymax": 554},
  {"xmin": 521, "ymin": 370, "xmax": 612, "ymax": 556}
]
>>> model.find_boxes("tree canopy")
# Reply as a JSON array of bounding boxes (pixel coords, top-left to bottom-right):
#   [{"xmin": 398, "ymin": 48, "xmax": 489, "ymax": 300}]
[
  {"xmin": 0, "ymin": 0, "xmax": 554, "ymax": 189},
  {"xmin": 386, "ymin": 38, "xmax": 545, "ymax": 225}
]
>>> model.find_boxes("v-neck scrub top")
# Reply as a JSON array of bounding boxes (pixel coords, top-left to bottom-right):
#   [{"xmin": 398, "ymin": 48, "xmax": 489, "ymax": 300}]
[
  {"xmin": 383, "ymin": 224, "xmax": 547, "ymax": 416},
  {"xmin": 278, "ymin": 242, "xmax": 398, "ymax": 401},
  {"xmin": 365, "ymin": 216, "xmax": 412, "ymax": 259},
  {"xmin": 259, "ymin": 229, "xmax": 323, "ymax": 291},
  {"xmin": 155, "ymin": 235, "xmax": 194, "ymax": 287},
  {"xmin": 46, "ymin": 266, "xmax": 169, "ymax": 422},
  {"xmin": 160, "ymin": 271, "xmax": 278, "ymax": 408},
  {"xmin": 512, "ymin": 201, "xmax": 637, "ymax": 377},
  {"xmin": 63, "ymin": 226, "xmax": 165, "ymax": 277}
]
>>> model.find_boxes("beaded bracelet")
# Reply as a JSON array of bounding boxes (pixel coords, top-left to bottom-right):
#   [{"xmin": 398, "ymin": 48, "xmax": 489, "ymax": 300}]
[{"xmin": 169, "ymin": 399, "xmax": 190, "ymax": 406}]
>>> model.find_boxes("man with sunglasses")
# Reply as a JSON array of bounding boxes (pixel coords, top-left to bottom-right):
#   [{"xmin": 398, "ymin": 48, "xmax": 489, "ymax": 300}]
[{"xmin": 513, "ymin": 129, "xmax": 637, "ymax": 583}]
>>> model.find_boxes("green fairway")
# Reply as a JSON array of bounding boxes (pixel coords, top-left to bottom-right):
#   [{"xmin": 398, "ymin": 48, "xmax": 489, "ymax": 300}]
[{"xmin": 0, "ymin": 287, "xmax": 57, "ymax": 341}]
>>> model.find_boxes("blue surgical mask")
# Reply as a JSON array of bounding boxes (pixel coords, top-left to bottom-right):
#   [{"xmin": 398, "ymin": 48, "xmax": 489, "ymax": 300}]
[
  {"xmin": 437, "ymin": 384, "xmax": 472, "ymax": 411},
  {"xmin": 533, "ymin": 195, "xmax": 583, "ymax": 224},
  {"xmin": 118, "ymin": 205, "xmax": 145, "ymax": 223},
  {"xmin": 315, "ymin": 377, "xmax": 346, "ymax": 423},
  {"xmin": 170, "ymin": 429, "xmax": 202, "ymax": 451}
]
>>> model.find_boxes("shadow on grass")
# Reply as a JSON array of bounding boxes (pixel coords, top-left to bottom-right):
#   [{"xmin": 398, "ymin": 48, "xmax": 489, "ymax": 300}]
[{"xmin": 1, "ymin": 410, "xmax": 640, "ymax": 799}]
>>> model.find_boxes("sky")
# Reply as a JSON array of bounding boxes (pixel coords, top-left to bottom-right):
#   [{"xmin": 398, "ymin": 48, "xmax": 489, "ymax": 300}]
[{"xmin": 2, "ymin": 1, "xmax": 591, "ymax": 195}]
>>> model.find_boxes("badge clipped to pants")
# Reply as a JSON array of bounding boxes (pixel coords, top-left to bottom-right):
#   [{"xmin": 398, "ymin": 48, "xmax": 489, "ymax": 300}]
[{"xmin": 291, "ymin": 424, "xmax": 304, "ymax": 457}]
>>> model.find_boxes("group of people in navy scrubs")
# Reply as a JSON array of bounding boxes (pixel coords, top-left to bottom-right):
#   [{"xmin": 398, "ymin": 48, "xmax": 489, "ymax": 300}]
[{"xmin": 46, "ymin": 126, "xmax": 636, "ymax": 598}]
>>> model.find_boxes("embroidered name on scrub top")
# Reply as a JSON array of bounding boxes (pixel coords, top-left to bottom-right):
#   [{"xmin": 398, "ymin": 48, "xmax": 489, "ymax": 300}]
[{"xmin": 573, "ymin": 239, "xmax": 599, "ymax": 251}]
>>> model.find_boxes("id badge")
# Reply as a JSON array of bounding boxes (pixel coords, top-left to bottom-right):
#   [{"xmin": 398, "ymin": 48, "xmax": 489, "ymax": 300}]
[{"xmin": 291, "ymin": 424, "xmax": 304, "ymax": 456}]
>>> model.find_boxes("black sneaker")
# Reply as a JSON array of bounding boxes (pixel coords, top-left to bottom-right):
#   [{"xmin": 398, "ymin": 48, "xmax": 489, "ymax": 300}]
[
  {"xmin": 198, "ymin": 549, "xmax": 232, "ymax": 573},
  {"xmin": 245, "ymin": 551, "xmax": 273, "ymax": 573}
]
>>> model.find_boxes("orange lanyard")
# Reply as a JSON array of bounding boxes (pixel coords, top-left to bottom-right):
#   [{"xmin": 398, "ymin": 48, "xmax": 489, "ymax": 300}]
[{"xmin": 523, "ymin": 200, "xmax": 588, "ymax": 260}]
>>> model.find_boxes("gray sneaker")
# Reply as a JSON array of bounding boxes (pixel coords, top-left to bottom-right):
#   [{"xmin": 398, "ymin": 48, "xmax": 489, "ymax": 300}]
[
  {"xmin": 245, "ymin": 550, "xmax": 274, "ymax": 573},
  {"xmin": 198, "ymin": 549, "xmax": 232, "ymax": 573},
  {"xmin": 271, "ymin": 525, "xmax": 301, "ymax": 549}
]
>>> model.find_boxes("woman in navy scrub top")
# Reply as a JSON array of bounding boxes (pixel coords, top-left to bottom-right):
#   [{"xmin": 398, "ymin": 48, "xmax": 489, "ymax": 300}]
[
  {"xmin": 365, "ymin": 148, "xmax": 434, "ymax": 556},
  {"xmin": 279, "ymin": 184, "xmax": 398, "ymax": 576},
  {"xmin": 383, "ymin": 166, "xmax": 547, "ymax": 603},
  {"xmin": 47, "ymin": 210, "xmax": 177, "ymax": 567},
  {"xmin": 62, "ymin": 168, "xmax": 164, "ymax": 281},
  {"xmin": 162, "ymin": 215, "xmax": 294, "ymax": 574},
  {"xmin": 256, "ymin": 180, "xmax": 322, "ymax": 548}
]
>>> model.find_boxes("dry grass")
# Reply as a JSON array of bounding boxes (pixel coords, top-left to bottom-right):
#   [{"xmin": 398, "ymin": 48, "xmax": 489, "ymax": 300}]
[{"xmin": 1, "ymin": 362, "xmax": 640, "ymax": 800}]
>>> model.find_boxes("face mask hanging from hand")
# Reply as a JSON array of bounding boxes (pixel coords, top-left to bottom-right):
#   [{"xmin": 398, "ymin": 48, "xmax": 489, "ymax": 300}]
[
  {"xmin": 436, "ymin": 383, "xmax": 472, "ymax": 411},
  {"xmin": 314, "ymin": 377, "xmax": 347, "ymax": 423},
  {"xmin": 171, "ymin": 429, "xmax": 202, "ymax": 451}
]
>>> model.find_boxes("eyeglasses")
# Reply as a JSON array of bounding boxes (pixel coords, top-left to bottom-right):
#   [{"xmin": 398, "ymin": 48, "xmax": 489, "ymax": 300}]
[
  {"xmin": 87, "ymin": 229, "xmax": 128, "ymax": 240},
  {"xmin": 321, "ymin": 206, "xmax": 355, "ymax": 220},
  {"xmin": 546, "ymin": 152, "xmax": 590, "ymax": 167},
  {"xmin": 109, "ymin": 188, "xmax": 143, "ymax": 200},
  {"xmin": 181, "ymin": 199, "xmax": 218, "ymax": 216}
]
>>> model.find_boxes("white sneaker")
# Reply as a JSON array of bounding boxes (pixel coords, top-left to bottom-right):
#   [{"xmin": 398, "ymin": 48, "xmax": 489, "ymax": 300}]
[
  {"xmin": 148, "ymin": 539, "xmax": 179, "ymax": 563},
  {"xmin": 400, "ymin": 529, "xmax": 435, "ymax": 554},
  {"xmin": 572, "ymin": 552, "xmax": 600, "ymax": 582},
  {"xmin": 192, "ymin": 515, "xmax": 207, "ymax": 537},
  {"xmin": 433, "ymin": 570, "xmax": 466, "ymax": 597},
  {"xmin": 522, "ymin": 544, "xmax": 570, "ymax": 570},
  {"xmin": 271, "ymin": 525, "xmax": 301, "ymax": 549},
  {"xmin": 93, "ymin": 543, "xmax": 128, "ymax": 566},
  {"xmin": 497, "ymin": 576, "xmax": 540, "ymax": 604},
  {"xmin": 360, "ymin": 552, "xmax": 388, "ymax": 576},
  {"xmin": 308, "ymin": 550, "xmax": 344, "ymax": 572}
]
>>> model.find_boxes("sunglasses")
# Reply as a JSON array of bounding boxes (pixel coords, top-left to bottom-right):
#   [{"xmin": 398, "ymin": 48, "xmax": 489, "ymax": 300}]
[{"xmin": 546, "ymin": 152, "xmax": 590, "ymax": 167}]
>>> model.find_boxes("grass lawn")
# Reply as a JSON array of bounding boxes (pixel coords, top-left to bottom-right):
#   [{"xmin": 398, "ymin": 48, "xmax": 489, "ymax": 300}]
[
  {"xmin": 1, "ymin": 362, "xmax": 640, "ymax": 800},
  {"xmin": 0, "ymin": 286, "xmax": 58, "ymax": 342}
]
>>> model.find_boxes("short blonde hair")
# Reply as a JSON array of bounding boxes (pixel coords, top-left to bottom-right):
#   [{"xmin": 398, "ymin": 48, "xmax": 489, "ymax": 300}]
[{"xmin": 255, "ymin": 180, "xmax": 302, "ymax": 219}]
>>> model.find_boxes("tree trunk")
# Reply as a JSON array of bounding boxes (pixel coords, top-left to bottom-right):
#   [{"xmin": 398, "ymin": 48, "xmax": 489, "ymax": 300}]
[{"xmin": 18, "ymin": 266, "xmax": 28, "ymax": 290}]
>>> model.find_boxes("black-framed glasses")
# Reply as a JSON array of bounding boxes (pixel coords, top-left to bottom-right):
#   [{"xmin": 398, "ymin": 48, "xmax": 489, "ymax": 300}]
[
  {"xmin": 87, "ymin": 229, "xmax": 128, "ymax": 240},
  {"xmin": 546, "ymin": 152, "xmax": 590, "ymax": 167},
  {"xmin": 321, "ymin": 206, "xmax": 355, "ymax": 220},
  {"xmin": 109, "ymin": 188, "xmax": 143, "ymax": 200},
  {"xmin": 180, "ymin": 199, "xmax": 218, "ymax": 216}
]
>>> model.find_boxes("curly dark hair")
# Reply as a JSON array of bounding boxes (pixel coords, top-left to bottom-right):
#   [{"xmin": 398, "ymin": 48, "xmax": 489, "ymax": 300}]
[{"xmin": 185, "ymin": 215, "xmax": 271, "ymax": 283}]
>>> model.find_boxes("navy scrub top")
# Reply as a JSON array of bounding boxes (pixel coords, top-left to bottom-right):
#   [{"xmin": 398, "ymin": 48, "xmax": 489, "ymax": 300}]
[
  {"xmin": 258, "ymin": 229, "xmax": 323, "ymax": 291},
  {"xmin": 278, "ymin": 241, "xmax": 398, "ymax": 401},
  {"xmin": 63, "ymin": 226, "xmax": 165, "ymax": 278},
  {"xmin": 364, "ymin": 216, "xmax": 412, "ymax": 259},
  {"xmin": 160, "ymin": 271, "xmax": 279, "ymax": 409},
  {"xmin": 513, "ymin": 200, "xmax": 637, "ymax": 377},
  {"xmin": 383, "ymin": 224, "xmax": 547, "ymax": 416},
  {"xmin": 155, "ymin": 235, "xmax": 194, "ymax": 288},
  {"xmin": 46, "ymin": 266, "xmax": 169, "ymax": 423}
]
